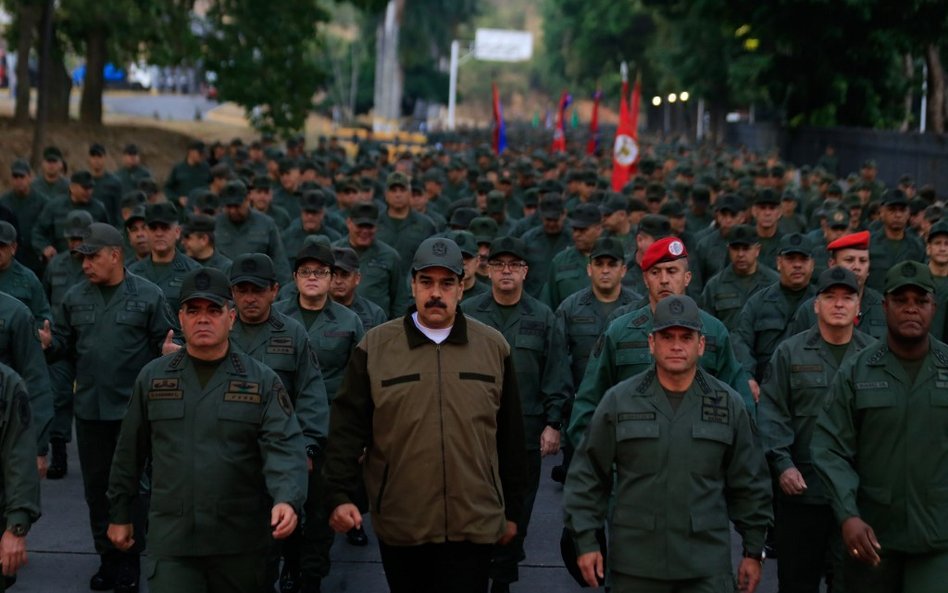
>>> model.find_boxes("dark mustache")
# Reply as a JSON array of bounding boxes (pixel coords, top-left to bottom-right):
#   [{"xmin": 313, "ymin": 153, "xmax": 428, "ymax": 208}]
[{"xmin": 424, "ymin": 300, "xmax": 447, "ymax": 309}]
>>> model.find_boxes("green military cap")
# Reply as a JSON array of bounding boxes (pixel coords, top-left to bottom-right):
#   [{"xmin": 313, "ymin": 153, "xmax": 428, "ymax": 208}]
[
  {"xmin": 250, "ymin": 176, "xmax": 271, "ymax": 191},
  {"xmin": 64, "ymin": 210, "xmax": 94, "ymax": 239},
  {"xmin": 569, "ymin": 203, "xmax": 602, "ymax": 229},
  {"xmin": 182, "ymin": 214, "xmax": 215, "ymax": 236},
  {"xmin": 447, "ymin": 159, "xmax": 466, "ymax": 171},
  {"xmin": 862, "ymin": 159, "xmax": 877, "ymax": 169},
  {"xmin": 486, "ymin": 191, "xmax": 506, "ymax": 214},
  {"xmin": 881, "ymin": 189, "xmax": 909, "ymax": 207},
  {"xmin": 754, "ymin": 189, "xmax": 780, "ymax": 206},
  {"xmin": 387, "ymin": 171, "xmax": 410, "ymax": 189},
  {"xmin": 645, "ymin": 182, "xmax": 665, "ymax": 202},
  {"xmin": 522, "ymin": 188, "xmax": 540, "ymax": 208},
  {"xmin": 727, "ymin": 224, "xmax": 758, "ymax": 246},
  {"xmin": 488, "ymin": 236, "xmax": 527, "ymax": 261},
  {"xmin": 331, "ymin": 247, "xmax": 360, "ymax": 273},
  {"xmin": 538, "ymin": 179, "xmax": 564, "ymax": 195},
  {"xmin": 349, "ymin": 202, "xmax": 379, "ymax": 226},
  {"xmin": 336, "ymin": 177, "xmax": 360, "ymax": 193},
  {"xmin": 295, "ymin": 241, "xmax": 335, "ymax": 270},
  {"xmin": 539, "ymin": 195, "xmax": 565, "ymax": 219},
  {"xmin": 565, "ymin": 170, "xmax": 583, "ymax": 183},
  {"xmin": 924, "ymin": 205, "xmax": 943, "ymax": 224},
  {"xmin": 409, "ymin": 179, "xmax": 424, "ymax": 195},
  {"xmin": 123, "ymin": 143, "xmax": 140, "ymax": 155},
  {"xmin": 637, "ymin": 214, "xmax": 671, "ymax": 239},
  {"xmin": 589, "ymin": 237, "xmax": 624, "ymax": 261},
  {"xmin": 448, "ymin": 230, "xmax": 478, "ymax": 258},
  {"xmin": 885, "ymin": 261, "xmax": 934, "ymax": 294},
  {"xmin": 919, "ymin": 185, "xmax": 937, "ymax": 202},
  {"xmin": 781, "ymin": 190, "xmax": 800, "ymax": 203},
  {"xmin": 469, "ymin": 216, "xmax": 499, "ymax": 244},
  {"xmin": 145, "ymin": 202, "xmax": 179, "ymax": 226},
  {"xmin": 412, "ymin": 237, "xmax": 463, "ymax": 276},
  {"xmin": 42, "ymin": 146, "xmax": 63, "ymax": 162},
  {"xmin": 210, "ymin": 163, "xmax": 231, "ymax": 179},
  {"xmin": 219, "ymin": 180, "xmax": 248, "ymax": 205},
  {"xmin": 691, "ymin": 184, "xmax": 711, "ymax": 203},
  {"xmin": 125, "ymin": 205, "xmax": 146, "ymax": 226},
  {"xmin": 187, "ymin": 140, "xmax": 205, "ymax": 153},
  {"xmin": 826, "ymin": 208, "xmax": 849, "ymax": 230},
  {"xmin": 0, "ymin": 221, "xmax": 15, "ymax": 244},
  {"xmin": 599, "ymin": 192, "xmax": 629, "ymax": 215},
  {"xmin": 909, "ymin": 197, "xmax": 927, "ymax": 216},
  {"xmin": 928, "ymin": 220, "xmax": 948, "ymax": 241},
  {"xmin": 422, "ymin": 169, "xmax": 444, "ymax": 183},
  {"xmin": 778, "ymin": 233, "xmax": 812, "ymax": 256},
  {"xmin": 302, "ymin": 235, "xmax": 332, "ymax": 249},
  {"xmin": 771, "ymin": 164, "xmax": 785, "ymax": 177},
  {"xmin": 827, "ymin": 183, "xmax": 843, "ymax": 196},
  {"xmin": 180, "ymin": 268, "xmax": 231, "ymax": 307},
  {"xmin": 817, "ymin": 266, "xmax": 859, "ymax": 294},
  {"xmin": 277, "ymin": 158, "xmax": 299, "ymax": 174},
  {"xmin": 714, "ymin": 194, "xmax": 745, "ymax": 213},
  {"xmin": 230, "ymin": 253, "xmax": 276, "ymax": 287},
  {"xmin": 449, "ymin": 207, "xmax": 480, "ymax": 229},
  {"xmin": 10, "ymin": 159, "xmax": 30, "ymax": 176},
  {"xmin": 899, "ymin": 174, "xmax": 914, "ymax": 186},
  {"xmin": 628, "ymin": 197, "xmax": 648, "ymax": 213},
  {"xmin": 844, "ymin": 194, "xmax": 863, "ymax": 209},
  {"xmin": 659, "ymin": 199, "xmax": 686, "ymax": 218},
  {"xmin": 475, "ymin": 179, "xmax": 494, "ymax": 194},
  {"xmin": 73, "ymin": 223, "xmax": 123, "ymax": 254},
  {"xmin": 300, "ymin": 190, "xmax": 326, "ymax": 212},
  {"xmin": 70, "ymin": 170, "xmax": 94, "ymax": 189},
  {"xmin": 652, "ymin": 295, "xmax": 702, "ymax": 333}
]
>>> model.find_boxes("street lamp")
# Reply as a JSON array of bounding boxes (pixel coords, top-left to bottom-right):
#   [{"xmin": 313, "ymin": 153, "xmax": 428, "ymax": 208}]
[
  {"xmin": 680, "ymin": 91, "xmax": 689, "ymax": 102},
  {"xmin": 668, "ymin": 93, "xmax": 677, "ymax": 103},
  {"xmin": 651, "ymin": 96, "xmax": 661, "ymax": 106}
]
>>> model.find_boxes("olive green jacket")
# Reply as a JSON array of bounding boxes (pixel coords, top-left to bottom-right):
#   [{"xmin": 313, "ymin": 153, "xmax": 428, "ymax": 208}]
[
  {"xmin": 128, "ymin": 252, "xmax": 203, "ymax": 312},
  {"xmin": 0, "ymin": 363, "xmax": 41, "ymax": 532},
  {"xmin": 785, "ymin": 287, "xmax": 886, "ymax": 340},
  {"xmin": 331, "ymin": 237, "xmax": 407, "ymax": 319},
  {"xmin": 540, "ymin": 246, "xmax": 590, "ymax": 311},
  {"xmin": 214, "ymin": 210, "xmax": 292, "ymax": 285},
  {"xmin": 0, "ymin": 261, "xmax": 51, "ymax": 325},
  {"xmin": 700, "ymin": 264, "xmax": 779, "ymax": 332},
  {"xmin": 0, "ymin": 189, "xmax": 48, "ymax": 273},
  {"xmin": 107, "ymin": 348, "xmax": 307, "ymax": 556},
  {"xmin": 31, "ymin": 196, "xmax": 110, "ymax": 255}
]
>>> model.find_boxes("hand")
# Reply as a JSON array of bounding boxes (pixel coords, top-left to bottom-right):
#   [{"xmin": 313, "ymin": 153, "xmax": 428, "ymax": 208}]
[
  {"xmin": 577, "ymin": 551, "xmax": 604, "ymax": 588},
  {"xmin": 540, "ymin": 426, "xmax": 561, "ymax": 457},
  {"xmin": 737, "ymin": 557, "xmax": 762, "ymax": 592},
  {"xmin": 271, "ymin": 503, "xmax": 297, "ymax": 539},
  {"xmin": 42, "ymin": 246, "xmax": 56, "ymax": 261},
  {"xmin": 161, "ymin": 330, "xmax": 181, "ymax": 355},
  {"xmin": 497, "ymin": 520, "xmax": 517, "ymax": 546},
  {"xmin": 329, "ymin": 503, "xmax": 362, "ymax": 534},
  {"xmin": 842, "ymin": 516, "xmax": 881, "ymax": 566},
  {"xmin": 748, "ymin": 379, "xmax": 760, "ymax": 403},
  {"xmin": 36, "ymin": 456, "xmax": 47, "ymax": 479},
  {"xmin": 306, "ymin": 457, "xmax": 314, "ymax": 473},
  {"xmin": 38, "ymin": 320, "xmax": 52, "ymax": 350},
  {"xmin": 107, "ymin": 523, "xmax": 135, "ymax": 551},
  {"xmin": 0, "ymin": 530, "xmax": 27, "ymax": 576},
  {"xmin": 778, "ymin": 467, "xmax": 807, "ymax": 496}
]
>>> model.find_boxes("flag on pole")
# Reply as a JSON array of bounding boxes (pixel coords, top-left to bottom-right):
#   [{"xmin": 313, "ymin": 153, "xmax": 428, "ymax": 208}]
[
  {"xmin": 611, "ymin": 64, "xmax": 641, "ymax": 191},
  {"xmin": 551, "ymin": 90, "xmax": 571, "ymax": 153},
  {"xmin": 587, "ymin": 89, "xmax": 602, "ymax": 156},
  {"xmin": 492, "ymin": 82, "xmax": 507, "ymax": 155}
]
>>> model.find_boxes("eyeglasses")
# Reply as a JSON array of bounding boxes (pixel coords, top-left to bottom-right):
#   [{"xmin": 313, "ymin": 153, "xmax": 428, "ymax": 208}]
[
  {"xmin": 296, "ymin": 268, "xmax": 332, "ymax": 278},
  {"xmin": 487, "ymin": 261, "xmax": 526, "ymax": 271}
]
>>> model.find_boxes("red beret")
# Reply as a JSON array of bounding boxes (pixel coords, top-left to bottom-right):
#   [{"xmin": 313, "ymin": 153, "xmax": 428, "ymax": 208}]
[
  {"xmin": 641, "ymin": 236, "xmax": 688, "ymax": 271},
  {"xmin": 827, "ymin": 230, "xmax": 869, "ymax": 252}
]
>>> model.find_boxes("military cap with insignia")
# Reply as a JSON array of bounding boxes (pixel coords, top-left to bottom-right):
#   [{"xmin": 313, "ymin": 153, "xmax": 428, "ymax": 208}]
[
  {"xmin": 881, "ymin": 189, "xmax": 909, "ymax": 207},
  {"xmin": 778, "ymin": 233, "xmax": 812, "ymax": 256},
  {"xmin": 568, "ymin": 203, "xmax": 602, "ymax": 229},
  {"xmin": 488, "ymin": 236, "xmax": 527, "ymax": 261},
  {"xmin": 469, "ymin": 217, "xmax": 499, "ymax": 245},
  {"xmin": 295, "ymin": 241, "xmax": 335, "ymax": 270},
  {"xmin": 180, "ymin": 268, "xmax": 232, "ymax": 306},
  {"xmin": 727, "ymin": 224, "xmax": 758, "ymax": 246},
  {"xmin": 182, "ymin": 214, "xmax": 216, "ymax": 236},
  {"xmin": 826, "ymin": 208, "xmax": 850, "ymax": 230},
  {"xmin": 640, "ymin": 236, "xmax": 687, "ymax": 271},
  {"xmin": 73, "ymin": 223, "xmax": 124, "ymax": 254},
  {"xmin": 348, "ymin": 202, "xmax": 379, "ymax": 226},
  {"xmin": 928, "ymin": 220, "xmax": 948, "ymax": 242},
  {"xmin": 817, "ymin": 266, "xmax": 859, "ymax": 294},
  {"xmin": 63, "ymin": 210, "xmax": 94, "ymax": 239},
  {"xmin": 219, "ymin": 180, "xmax": 248, "ymax": 206},
  {"xmin": 386, "ymin": 171, "xmax": 410, "ymax": 189},
  {"xmin": 331, "ymin": 247, "xmax": 360, "ymax": 273},
  {"xmin": 448, "ymin": 230, "xmax": 478, "ymax": 258},
  {"xmin": 636, "ymin": 214, "xmax": 671, "ymax": 240},
  {"xmin": 884, "ymin": 261, "xmax": 934, "ymax": 294},
  {"xmin": 0, "ymin": 221, "xmax": 16, "ymax": 245},
  {"xmin": 924, "ymin": 205, "xmax": 943, "ymax": 224},
  {"xmin": 652, "ymin": 295, "xmax": 702, "ymax": 332},
  {"xmin": 827, "ymin": 230, "xmax": 869, "ymax": 252},
  {"xmin": 145, "ymin": 202, "xmax": 179, "ymax": 226},
  {"xmin": 589, "ymin": 237, "xmax": 624, "ymax": 262},
  {"xmin": 125, "ymin": 205, "xmax": 146, "ymax": 227},
  {"xmin": 412, "ymin": 237, "xmax": 464, "ymax": 276},
  {"xmin": 230, "ymin": 253, "xmax": 276, "ymax": 287},
  {"xmin": 70, "ymin": 171, "xmax": 94, "ymax": 189}
]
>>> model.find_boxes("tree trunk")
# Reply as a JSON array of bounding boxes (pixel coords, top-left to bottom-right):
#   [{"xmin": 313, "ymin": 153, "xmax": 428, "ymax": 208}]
[
  {"xmin": 14, "ymin": 2, "xmax": 41, "ymax": 124},
  {"xmin": 926, "ymin": 44, "xmax": 945, "ymax": 134},
  {"xmin": 79, "ymin": 26, "xmax": 107, "ymax": 125},
  {"xmin": 900, "ymin": 53, "xmax": 913, "ymax": 132},
  {"xmin": 47, "ymin": 30, "xmax": 71, "ymax": 125}
]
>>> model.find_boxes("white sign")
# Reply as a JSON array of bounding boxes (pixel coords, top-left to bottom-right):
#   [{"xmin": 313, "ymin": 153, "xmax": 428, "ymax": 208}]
[{"xmin": 473, "ymin": 29, "xmax": 533, "ymax": 63}]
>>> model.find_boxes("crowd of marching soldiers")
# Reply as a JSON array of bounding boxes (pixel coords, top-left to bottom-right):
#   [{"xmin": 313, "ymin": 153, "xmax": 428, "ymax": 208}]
[{"xmin": 0, "ymin": 131, "xmax": 943, "ymax": 593}]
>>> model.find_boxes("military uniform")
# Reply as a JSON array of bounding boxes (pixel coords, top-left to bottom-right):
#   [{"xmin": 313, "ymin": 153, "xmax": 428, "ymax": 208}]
[
  {"xmin": 541, "ymin": 246, "xmax": 590, "ymax": 310},
  {"xmin": 281, "ymin": 220, "xmax": 341, "ymax": 272},
  {"xmin": 116, "ymin": 165, "xmax": 153, "ymax": 195},
  {"xmin": 700, "ymin": 264, "xmax": 779, "ymax": 332},
  {"xmin": 128, "ymin": 252, "xmax": 203, "ymax": 312},
  {"xmin": 92, "ymin": 172, "xmax": 124, "ymax": 225},
  {"xmin": 866, "ymin": 230, "xmax": 925, "ymax": 292},
  {"xmin": 214, "ymin": 210, "xmax": 292, "ymax": 285},
  {"xmin": 522, "ymin": 225, "xmax": 571, "ymax": 298},
  {"xmin": 31, "ymin": 176, "xmax": 69, "ymax": 201},
  {"xmin": 785, "ymin": 287, "xmax": 887, "ymax": 340},
  {"xmin": 0, "ymin": 259, "xmax": 51, "ymax": 324},
  {"xmin": 331, "ymin": 237, "xmax": 405, "ymax": 319},
  {"xmin": 192, "ymin": 251, "xmax": 233, "ymax": 277},
  {"xmin": 32, "ymin": 196, "xmax": 110, "ymax": 255},
  {"xmin": 375, "ymin": 209, "xmax": 438, "ymax": 278},
  {"xmin": 0, "ymin": 187, "xmax": 48, "ymax": 274},
  {"xmin": 163, "ymin": 161, "xmax": 210, "ymax": 201},
  {"xmin": 346, "ymin": 295, "xmax": 388, "ymax": 331},
  {"xmin": 107, "ymin": 348, "xmax": 308, "ymax": 593}
]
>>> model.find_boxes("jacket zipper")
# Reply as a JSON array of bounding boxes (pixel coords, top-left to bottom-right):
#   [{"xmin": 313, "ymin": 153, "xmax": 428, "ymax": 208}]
[{"xmin": 437, "ymin": 344, "xmax": 448, "ymax": 537}]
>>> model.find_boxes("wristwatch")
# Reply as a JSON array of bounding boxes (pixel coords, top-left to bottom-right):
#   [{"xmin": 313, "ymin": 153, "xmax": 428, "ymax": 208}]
[
  {"xmin": 305, "ymin": 444, "xmax": 320, "ymax": 459},
  {"xmin": 742, "ymin": 548, "xmax": 766, "ymax": 564},
  {"xmin": 7, "ymin": 523, "xmax": 28, "ymax": 537}
]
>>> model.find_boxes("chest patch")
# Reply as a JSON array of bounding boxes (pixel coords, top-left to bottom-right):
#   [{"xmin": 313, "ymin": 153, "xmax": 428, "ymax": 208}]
[
  {"xmin": 267, "ymin": 336, "xmax": 295, "ymax": 355},
  {"xmin": 701, "ymin": 392, "xmax": 729, "ymax": 424},
  {"xmin": 618, "ymin": 412, "xmax": 656, "ymax": 422},
  {"xmin": 224, "ymin": 380, "xmax": 262, "ymax": 404},
  {"xmin": 148, "ymin": 378, "xmax": 183, "ymax": 400}
]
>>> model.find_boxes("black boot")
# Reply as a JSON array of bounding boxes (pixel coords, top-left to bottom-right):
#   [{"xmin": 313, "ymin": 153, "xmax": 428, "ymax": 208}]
[
  {"xmin": 47, "ymin": 438, "xmax": 67, "ymax": 480},
  {"xmin": 280, "ymin": 560, "xmax": 301, "ymax": 593},
  {"xmin": 114, "ymin": 553, "xmax": 140, "ymax": 593},
  {"xmin": 89, "ymin": 554, "xmax": 118, "ymax": 591}
]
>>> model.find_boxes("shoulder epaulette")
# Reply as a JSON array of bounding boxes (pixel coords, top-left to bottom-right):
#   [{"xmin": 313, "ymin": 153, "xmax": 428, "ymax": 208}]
[
  {"xmin": 230, "ymin": 351, "xmax": 247, "ymax": 375},
  {"xmin": 268, "ymin": 314, "xmax": 285, "ymax": 330},
  {"xmin": 632, "ymin": 314, "xmax": 649, "ymax": 328},
  {"xmin": 866, "ymin": 345, "xmax": 887, "ymax": 365},
  {"xmin": 167, "ymin": 349, "xmax": 187, "ymax": 370},
  {"xmin": 933, "ymin": 346, "xmax": 948, "ymax": 366},
  {"xmin": 635, "ymin": 369, "xmax": 655, "ymax": 394},
  {"xmin": 694, "ymin": 369, "xmax": 712, "ymax": 394}
]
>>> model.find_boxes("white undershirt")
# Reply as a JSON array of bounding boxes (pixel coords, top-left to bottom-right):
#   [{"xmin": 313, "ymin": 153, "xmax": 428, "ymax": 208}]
[{"xmin": 411, "ymin": 312, "xmax": 452, "ymax": 344}]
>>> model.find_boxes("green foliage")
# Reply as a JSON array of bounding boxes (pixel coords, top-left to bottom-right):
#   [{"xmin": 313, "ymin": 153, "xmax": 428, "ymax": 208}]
[{"xmin": 203, "ymin": 0, "xmax": 330, "ymax": 133}]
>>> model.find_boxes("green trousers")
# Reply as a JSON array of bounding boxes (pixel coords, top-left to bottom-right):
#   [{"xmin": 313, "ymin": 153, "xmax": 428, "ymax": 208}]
[
  {"xmin": 610, "ymin": 572, "xmax": 735, "ymax": 593},
  {"xmin": 146, "ymin": 552, "xmax": 266, "ymax": 593},
  {"xmin": 844, "ymin": 548, "xmax": 948, "ymax": 593}
]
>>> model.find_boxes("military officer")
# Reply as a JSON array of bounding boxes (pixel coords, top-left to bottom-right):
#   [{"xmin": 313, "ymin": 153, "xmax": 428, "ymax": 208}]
[
  {"xmin": 163, "ymin": 140, "xmax": 210, "ymax": 204},
  {"xmin": 564, "ymin": 294, "xmax": 772, "ymax": 592},
  {"xmin": 0, "ymin": 221, "xmax": 51, "ymax": 324},
  {"xmin": 926, "ymin": 221, "xmax": 948, "ymax": 341},
  {"xmin": 214, "ymin": 180, "xmax": 292, "ymax": 285},
  {"xmin": 0, "ymin": 159, "xmax": 48, "ymax": 274},
  {"xmin": 448, "ymin": 230, "xmax": 488, "ymax": 302},
  {"xmin": 180, "ymin": 214, "xmax": 232, "ymax": 276},
  {"xmin": 329, "ymin": 246, "xmax": 388, "ymax": 331},
  {"xmin": 40, "ymin": 223, "xmax": 178, "ymax": 592},
  {"xmin": 248, "ymin": 176, "xmax": 292, "ymax": 230},
  {"xmin": 128, "ymin": 202, "xmax": 202, "ymax": 311},
  {"xmin": 282, "ymin": 190, "xmax": 341, "ymax": 271},
  {"xmin": 31, "ymin": 171, "xmax": 110, "ymax": 264},
  {"xmin": 461, "ymin": 236, "xmax": 570, "ymax": 593},
  {"xmin": 521, "ymin": 195, "xmax": 572, "ymax": 298},
  {"xmin": 88, "ymin": 143, "xmax": 124, "ymax": 225},
  {"xmin": 375, "ymin": 172, "xmax": 437, "ymax": 279},
  {"xmin": 866, "ymin": 190, "xmax": 925, "ymax": 292},
  {"xmin": 541, "ymin": 203, "xmax": 603, "ymax": 310},
  {"xmin": 332, "ymin": 202, "xmax": 406, "ymax": 319},
  {"xmin": 31, "ymin": 146, "xmax": 69, "ymax": 201},
  {"xmin": 568, "ymin": 236, "xmax": 754, "ymax": 445},
  {"xmin": 599, "ymin": 192, "xmax": 635, "ymax": 260},
  {"xmin": 107, "ymin": 267, "xmax": 307, "ymax": 593},
  {"xmin": 751, "ymin": 189, "xmax": 784, "ymax": 269},
  {"xmin": 812, "ymin": 261, "xmax": 948, "ymax": 593},
  {"xmin": 122, "ymin": 204, "xmax": 151, "ymax": 264},
  {"xmin": 759, "ymin": 267, "xmax": 875, "ymax": 593},
  {"xmin": 116, "ymin": 144, "xmax": 153, "ymax": 195},
  {"xmin": 621, "ymin": 214, "xmax": 672, "ymax": 298},
  {"xmin": 693, "ymin": 194, "xmax": 745, "ymax": 286}
]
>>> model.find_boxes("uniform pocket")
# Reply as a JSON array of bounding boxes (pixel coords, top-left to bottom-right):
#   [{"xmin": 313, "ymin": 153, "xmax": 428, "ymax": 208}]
[
  {"xmin": 116, "ymin": 311, "xmax": 148, "ymax": 328},
  {"xmin": 690, "ymin": 424, "xmax": 733, "ymax": 476},
  {"xmin": 148, "ymin": 400, "xmax": 185, "ymax": 421}
]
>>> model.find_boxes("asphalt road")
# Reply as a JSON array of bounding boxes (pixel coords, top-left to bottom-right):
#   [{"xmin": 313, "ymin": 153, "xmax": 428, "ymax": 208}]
[{"xmin": 15, "ymin": 439, "xmax": 782, "ymax": 593}]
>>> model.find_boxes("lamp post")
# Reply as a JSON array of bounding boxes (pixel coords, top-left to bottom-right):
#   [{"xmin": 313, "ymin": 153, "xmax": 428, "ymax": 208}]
[{"xmin": 679, "ymin": 91, "xmax": 690, "ymax": 141}]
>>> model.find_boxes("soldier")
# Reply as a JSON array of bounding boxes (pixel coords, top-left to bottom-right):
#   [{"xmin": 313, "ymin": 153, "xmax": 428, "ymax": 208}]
[
  {"xmin": 249, "ymin": 177, "xmax": 292, "ymax": 230},
  {"xmin": 564, "ymin": 294, "xmax": 772, "ymax": 592},
  {"xmin": 88, "ymin": 143, "xmax": 124, "ymax": 225},
  {"xmin": 273, "ymin": 159, "xmax": 301, "ymax": 219},
  {"xmin": 41, "ymin": 210, "xmax": 92, "ymax": 479},
  {"xmin": 599, "ymin": 192, "xmax": 634, "ymax": 260},
  {"xmin": 541, "ymin": 203, "xmax": 603, "ymax": 310},
  {"xmin": 325, "ymin": 237, "xmax": 527, "ymax": 593},
  {"xmin": 31, "ymin": 146, "xmax": 69, "ymax": 201},
  {"xmin": 106, "ymin": 268, "xmax": 307, "ymax": 593},
  {"xmin": 522, "ymin": 195, "xmax": 572, "ymax": 298},
  {"xmin": 411, "ymin": 179, "xmax": 447, "ymax": 231},
  {"xmin": 621, "ymin": 214, "xmax": 671, "ymax": 298},
  {"xmin": 0, "ymin": 221, "xmax": 51, "ymax": 324},
  {"xmin": 928, "ymin": 221, "xmax": 948, "ymax": 341},
  {"xmin": 375, "ymin": 172, "xmax": 437, "ymax": 279},
  {"xmin": 0, "ymin": 361, "xmax": 42, "ymax": 590},
  {"xmin": 701, "ymin": 225, "xmax": 779, "ymax": 331},
  {"xmin": 0, "ymin": 159, "xmax": 48, "ymax": 274},
  {"xmin": 163, "ymin": 140, "xmax": 210, "ymax": 205},
  {"xmin": 31, "ymin": 171, "xmax": 110, "ymax": 263},
  {"xmin": 812, "ymin": 261, "xmax": 948, "ymax": 593},
  {"xmin": 485, "ymin": 191, "xmax": 515, "ymax": 236},
  {"xmin": 123, "ymin": 205, "xmax": 151, "ymax": 264},
  {"xmin": 751, "ymin": 189, "xmax": 784, "ymax": 269},
  {"xmin": 694, "ymin": 194, "xmax": 745, "ymax": 286},
  {"xmin": 329, "ymin": 246, "xmax": 388, "ymax": 332},
  {"xmin": 461, "ymin": 236, "xmax": 572, "ymax": 593},
  {"xmin": 809, "ymin": 207, "xmax": 852, "ymax": 280},
  {"xmin": 180, "ymin": 214, "xmax": 232, "ymax": 275},
  {"xmin": 283, "ymin": 191, "xmax": 341, "ymax": 272},
  {"xmin": 214, "ymin": 180, "xmax": 292, "ymax": 285},
  {"xmin": 332, "ymin": 202, "xmax": 405, "ymax": 319},
  {"xmin": 115, "ymin": 144, "xmax": 153, "ymax": 195},
  {"xmin": 733, "ymin": 233, "xmax": 817, "ymax": 397},
  {"xmin": 447, "ymin": 230, "xmax": 488, "ymax": 302},
  {"xmin": 866, "ymin": 190, "xmax": 925, "ymax": 292},
  {"xmin": 759, "ymin": 267, "xmax": 875, "ymax": 593},
  {"xmin": 567, "ymin": 237, "xmax": 754, "ymax": 445},
  {"xmin": 128, "ymin": 203, "xmax": 202, "ymax": 311},
  {"xmin": 786, "ymin": 230, "xmax": 888, "ymax": 340},
  {"xmin": 40, "ymin": 223, "xmax": 178, "ymax": 592}
]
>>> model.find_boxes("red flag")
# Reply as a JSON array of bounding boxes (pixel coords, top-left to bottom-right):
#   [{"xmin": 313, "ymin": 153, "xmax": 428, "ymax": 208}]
[
  {"xmin": 586, "ymin": 90, "xmax": 602, "ymax": 156},
  {"xmin": 551, "ymin": 90, "xmax": 571, "ymax": 153},
  {"xmin": 491, "ymin": 82, "xmax": 507, "ymax": 154},
  {"xmin": 611, "ymin": 66, "xmax": 641, "ymax": 192}
]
